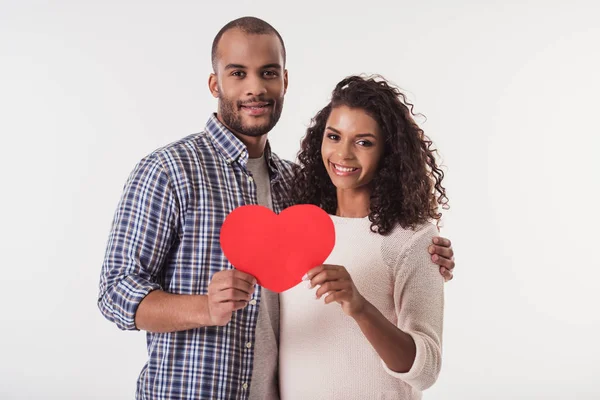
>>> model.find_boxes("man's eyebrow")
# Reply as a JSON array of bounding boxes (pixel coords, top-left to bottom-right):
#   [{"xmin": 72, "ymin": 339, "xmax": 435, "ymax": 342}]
[
  {"xmin": 262, "ymin": 63, "xmax": 282, "ymax": 69},
  {"xmin": 224, "ymin": 64, "xmax": 247, "ymax": 70}
]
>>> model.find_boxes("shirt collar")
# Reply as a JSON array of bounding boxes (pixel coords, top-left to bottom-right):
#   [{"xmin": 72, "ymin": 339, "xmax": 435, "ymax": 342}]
[
  {"xmin": 205, "ymin": 114, "xmax": 282, "ymax": 180},
  {"xmin": 205, "ymin": 114, "xmax": 248, "ymax": 165}
]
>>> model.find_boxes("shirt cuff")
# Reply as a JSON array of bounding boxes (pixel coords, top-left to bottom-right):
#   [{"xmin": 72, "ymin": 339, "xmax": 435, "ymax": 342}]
[{"xmin": 100, "ymin": 274, "xmax": 162, "ymax": 331}]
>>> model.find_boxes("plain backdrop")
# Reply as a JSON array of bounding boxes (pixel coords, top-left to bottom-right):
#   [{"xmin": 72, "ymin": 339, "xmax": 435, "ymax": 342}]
[{"xmin": 1, "ymin": 1, "xmax": 599, "ymax": 399}]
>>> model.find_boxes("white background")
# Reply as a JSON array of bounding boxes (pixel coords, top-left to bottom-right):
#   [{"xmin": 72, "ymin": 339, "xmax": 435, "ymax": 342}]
[{"xmin": 1, "ymin": 1, "xmax": 599, "ymax": 399}]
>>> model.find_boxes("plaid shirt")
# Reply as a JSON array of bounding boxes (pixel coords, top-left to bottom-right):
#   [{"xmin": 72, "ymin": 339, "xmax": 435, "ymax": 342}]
[{"xmin": 98, "ymin": 114, "xmax": 296, "ymax": 399}]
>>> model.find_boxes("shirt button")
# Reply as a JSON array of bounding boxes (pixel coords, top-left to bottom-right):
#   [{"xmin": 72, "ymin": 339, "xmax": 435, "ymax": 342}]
[
  {"xmin": 246, "ymin": 342, "xmax": 252, "ymax": 349},
  {"xmin": 248, "ymin": 176, "xmax": 254, "ymax": 182},
  {"xmin": 249, "ymin": 299, "xmax": 257, "ymax": 305},
  {"xmin": 242, "ymin": 383, "xmax": 248, "ymax": 390}
]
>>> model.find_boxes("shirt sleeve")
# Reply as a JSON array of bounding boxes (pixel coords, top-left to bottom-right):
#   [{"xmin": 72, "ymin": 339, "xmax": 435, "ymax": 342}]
[
  {"xmin": 97, "ymin": 154, "xmax": 179, "ymax": 331},
  {"xmin": 381, "ymin": 223, "xmax": 444, "ymax": 391}
]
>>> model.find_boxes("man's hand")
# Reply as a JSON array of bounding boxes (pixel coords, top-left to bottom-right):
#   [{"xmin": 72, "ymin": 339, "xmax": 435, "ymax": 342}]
[
  {"xmin": 429, "ymin": 236, "xmax": 455, "ymax": 282},
  {"xmin": 207, "ymin": 270, "xmax": 256, "ymax": 326}
]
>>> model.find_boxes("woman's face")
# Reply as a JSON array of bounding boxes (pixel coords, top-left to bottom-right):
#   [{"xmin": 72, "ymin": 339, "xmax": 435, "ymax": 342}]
[{"xmin": 321, "ymin": 105, "xmax": 384, "ymax": 192}]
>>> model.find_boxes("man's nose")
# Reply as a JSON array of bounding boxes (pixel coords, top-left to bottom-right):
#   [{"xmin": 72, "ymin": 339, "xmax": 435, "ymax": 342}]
[{"xmin": 245, "ymin": 75, "xmax": 267, "ymax": 97}]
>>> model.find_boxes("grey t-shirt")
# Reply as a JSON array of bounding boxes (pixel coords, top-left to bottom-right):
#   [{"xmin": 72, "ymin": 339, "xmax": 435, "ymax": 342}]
[{"xmin": 246, "ymin": 154, "xmax": 280, "ymax": 400}]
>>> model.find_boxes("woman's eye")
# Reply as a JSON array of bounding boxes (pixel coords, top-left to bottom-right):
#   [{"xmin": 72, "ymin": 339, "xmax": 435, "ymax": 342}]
[
  {"xmin": 326, "ymin": 134, "xmax": 340, "ymax": 141},
  {"xmin": 357, "ymin": 140, "xmax": 373, "ymax": 147}
]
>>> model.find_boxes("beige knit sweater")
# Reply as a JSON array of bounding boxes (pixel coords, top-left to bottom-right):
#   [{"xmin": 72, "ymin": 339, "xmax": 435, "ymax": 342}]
[{"xmin": 279, "ymin": 215, "xmax": 444, "ymax": 400}]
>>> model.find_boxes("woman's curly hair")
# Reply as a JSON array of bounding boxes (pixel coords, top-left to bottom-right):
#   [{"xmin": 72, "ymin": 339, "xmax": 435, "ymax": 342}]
[{"xmin": 290, "ymin": 75, "xmax": 449, "ymax": 235}]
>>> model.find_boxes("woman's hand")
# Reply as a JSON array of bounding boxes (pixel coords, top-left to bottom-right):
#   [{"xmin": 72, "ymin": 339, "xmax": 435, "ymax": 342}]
[{"xmin": 304, "ymin": 264, "xmax": 367, "ymax": 318}]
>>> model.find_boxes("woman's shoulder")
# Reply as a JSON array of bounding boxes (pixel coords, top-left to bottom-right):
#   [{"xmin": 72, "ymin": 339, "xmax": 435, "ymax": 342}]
[{"xmin": 381, "ymin": 222, "xmax": 438, "ymax": 268}]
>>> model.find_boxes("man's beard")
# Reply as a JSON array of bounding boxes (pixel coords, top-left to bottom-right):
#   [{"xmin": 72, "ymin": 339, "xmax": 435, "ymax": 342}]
[{"xmin": 219, "ymin": 94, "xmax": 284, "ymax": 137}]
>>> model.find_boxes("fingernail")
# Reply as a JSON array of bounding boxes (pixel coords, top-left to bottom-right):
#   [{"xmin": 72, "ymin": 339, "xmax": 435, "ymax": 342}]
[
  {"xmin": 302, "ymin": 273, "xmax": 309, "ymax": 281},
  {"xmin": 433, "ymin": 237, "xmax": 439, "ymax": 244},
  {"xmin": 428, "ymin": 245, "xmax": 434, "ymax": 254},
  {"xmin": 313, "ymin": 285, "xmax": 321, "ymax": 298},
  {"xmin": 432, "ymin": 255, "xmax": 438, "ymax": 261}
]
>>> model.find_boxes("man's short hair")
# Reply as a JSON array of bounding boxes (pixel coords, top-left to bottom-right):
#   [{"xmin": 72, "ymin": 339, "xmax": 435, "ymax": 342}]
[{"xmin": 211, "ymin": 16, "xmax": 286, "ymax": 71}]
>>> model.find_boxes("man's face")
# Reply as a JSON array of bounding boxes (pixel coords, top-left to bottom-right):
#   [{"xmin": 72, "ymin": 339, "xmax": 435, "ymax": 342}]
[{"xmin": 210, "ymin": 29, "xmax": 288, "ymax": 137}]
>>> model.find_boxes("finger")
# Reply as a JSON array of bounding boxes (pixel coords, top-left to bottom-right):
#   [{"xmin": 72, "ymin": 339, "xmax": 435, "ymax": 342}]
[
  {"xmin": 315, "ymin": 281, "xmax": 348, "ymax": 299},
  {"xmin": 218, "ymin": 300, "xmax": 248, "ymax": 312},
  {"xmin": 304, "ymin": 265, "xmax": 325, "ymax": 280},
  {"xmin": 304, "ymin": 264, "xmax": 343, "ymax": 281},
  {"xmin": 440, "ymin": 267, "xmax": 454, "ymax": 282},
  {"xmin": 234, "ymin": 270, "xmax": 258, "ymax": 285},
  {"xmin": 309, "ymin": 269, "xmax": 348, "ymax": 289},
  {"xmin": 218, "ymin": 277, "xmax": 256, "ymax": 295},
  {"xmin": 428, "ymin": 244, "xmax": 454, "ymax": 259},
  {"xmin": 432, "ymin": 236, "xmax": 452, "ymax": 248},
  {"xmin": 213, "ymin": 288, "xmax": 253, "ymax": 303},
  {"xmin": 323, "ymin": 290, "xmax": 349, "ymax": 305},
  {"xmin": 227, "ymin": 270, "xmax": 258, "ymax": 285},
  {"xmin": 432, "ymin": 254, "xmax": 455, "ymax": 270},
  {"xmin": 211, "ymin": 270, "xmax": 257, "ymax": 289},
  {"xmin": 229, "ymin": 300, "xmax": 250, "ymax": 311}
]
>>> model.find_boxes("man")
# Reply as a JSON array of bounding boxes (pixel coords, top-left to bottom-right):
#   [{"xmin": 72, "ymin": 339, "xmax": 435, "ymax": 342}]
[{"xmin": 98, "ymin": 16, "xmax": 455, "ymax": 400}]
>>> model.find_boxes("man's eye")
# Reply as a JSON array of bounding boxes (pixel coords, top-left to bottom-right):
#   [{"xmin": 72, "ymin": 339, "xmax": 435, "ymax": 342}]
[
  {"xmin": 263, "ymin": 70, "xmax": 278, "ymax": 77},
  {"xmin": 232, "ymin": 71, "xmax": 246, "ymax": 77}
]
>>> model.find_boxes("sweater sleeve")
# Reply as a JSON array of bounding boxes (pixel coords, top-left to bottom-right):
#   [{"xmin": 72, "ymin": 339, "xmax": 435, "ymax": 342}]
[{"xmin": 381, "ymin": 223, "xmax": 444, "ymax": 391}]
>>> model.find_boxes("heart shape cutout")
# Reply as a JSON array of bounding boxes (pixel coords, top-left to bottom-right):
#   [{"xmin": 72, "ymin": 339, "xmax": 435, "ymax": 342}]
[{"xmin": 220, "ymin": 204, "xmax": 335, "ymax": 293}]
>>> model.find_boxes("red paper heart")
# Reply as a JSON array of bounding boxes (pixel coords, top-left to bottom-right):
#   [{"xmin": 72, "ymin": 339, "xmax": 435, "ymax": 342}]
[{"xmin": 219, "ymin": 204, "xmax": 335, "ymax": 293}]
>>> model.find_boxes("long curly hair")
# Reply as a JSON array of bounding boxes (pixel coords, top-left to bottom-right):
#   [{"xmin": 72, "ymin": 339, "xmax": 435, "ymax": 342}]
[{"xmin": 290, "ymin": 75, "xmax": 449, "ymax": 234}]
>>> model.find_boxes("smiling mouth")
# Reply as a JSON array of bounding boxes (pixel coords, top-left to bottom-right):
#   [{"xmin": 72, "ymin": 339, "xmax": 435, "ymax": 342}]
[
  {"xmin": 330, "ymin": 161, "xmax": 360, "ymax": 175},
  {"xmin": 240, "ymin": 101, "xmax": 272, "ymax": 109},
  {"xmin": 239, "ymin": 101, "xmax": 272, "ymax": 117}
]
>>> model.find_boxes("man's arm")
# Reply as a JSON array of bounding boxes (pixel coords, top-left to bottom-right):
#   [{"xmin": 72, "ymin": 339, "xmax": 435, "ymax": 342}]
[
  {"xmin": 134, "ymin": 291, "xmax": 209, "ymax": 332},
  {"xmin": 135, "ymin": 270, "xmax": 256, "ymax": 332},
  {"xmin": 98, "ymin": 155, "xmax": 176, "ymax": 331},
  {"xmin": 429, "ymin": 236, "xmax": 455, "ymax": 281},
  {"xmin": 98, "ymin": 155, "xmax": 256, "ymax": 333}
]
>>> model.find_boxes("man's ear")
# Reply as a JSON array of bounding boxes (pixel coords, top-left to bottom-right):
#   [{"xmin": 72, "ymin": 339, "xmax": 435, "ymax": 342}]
[
  {"xmin": 283, "ymin": 69, "xmax": 289, "ymax": 95},
  {"xmin": 208, "ymin": 73, "xmax": 219, "ymax": 98}
]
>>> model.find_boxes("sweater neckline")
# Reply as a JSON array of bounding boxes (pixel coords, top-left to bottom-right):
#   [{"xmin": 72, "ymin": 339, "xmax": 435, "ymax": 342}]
[{"xmin": 329, "ymin": 214, "xmax": 370, "ymax": 223}]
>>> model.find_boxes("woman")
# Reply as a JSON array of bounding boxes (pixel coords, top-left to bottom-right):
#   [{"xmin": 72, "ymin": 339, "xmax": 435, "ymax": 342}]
[{"xmin": 279, "ymin": 75, "xmax": 448, "ymax": 399}]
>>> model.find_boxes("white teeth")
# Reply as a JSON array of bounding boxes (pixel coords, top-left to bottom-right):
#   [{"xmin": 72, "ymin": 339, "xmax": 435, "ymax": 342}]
[{"xmin": 333, "ymin": 164, "xmax": 357, "ymax": 172}]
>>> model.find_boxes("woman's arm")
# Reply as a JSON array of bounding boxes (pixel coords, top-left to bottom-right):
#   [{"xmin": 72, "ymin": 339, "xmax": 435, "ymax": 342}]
[
  {"xmin": 306, "ymin": 224, "xmax": 444, "ymax": 390},
  {"xmin": 306, "ymin": 265, "xmax": 417, "ymax": 373}
]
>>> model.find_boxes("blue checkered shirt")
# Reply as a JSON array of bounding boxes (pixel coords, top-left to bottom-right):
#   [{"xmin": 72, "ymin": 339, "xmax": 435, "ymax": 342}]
[{"xmin": 98, "ymin": 114, "xmax": 296, "ymax": 399}]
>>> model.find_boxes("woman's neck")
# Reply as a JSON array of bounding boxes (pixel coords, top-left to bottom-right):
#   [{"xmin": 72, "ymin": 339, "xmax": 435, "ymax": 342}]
[{"xmin": 335, "ymin": 187, "xmax": 371, "ymax": 218}]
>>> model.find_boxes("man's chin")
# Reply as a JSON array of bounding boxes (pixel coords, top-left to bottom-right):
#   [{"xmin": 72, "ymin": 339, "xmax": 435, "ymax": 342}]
[
  {"xmin": 238, "ymin": 119, "xmax": 273, "ymax": 137},
  {"xmin": 239, "ymin": 127, "xmax": 271, "ymax": 137}
]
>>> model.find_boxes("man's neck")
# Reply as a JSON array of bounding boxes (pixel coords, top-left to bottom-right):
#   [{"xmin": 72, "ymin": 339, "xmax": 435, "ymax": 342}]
[
  {"xmin": 240, "ymin": 135, "xmax": 267, "ymax": 158},
  {"xmin": 216, "ymin": 114, "xmax": 268, "ymax": 158}
]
